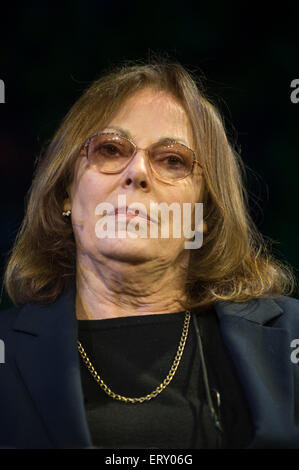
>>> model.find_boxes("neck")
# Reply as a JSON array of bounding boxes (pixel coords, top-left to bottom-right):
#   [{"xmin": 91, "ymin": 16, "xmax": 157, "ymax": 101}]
[{"xmin": 75, "ymin": 252, "xmax": 189, "ymax": 320}]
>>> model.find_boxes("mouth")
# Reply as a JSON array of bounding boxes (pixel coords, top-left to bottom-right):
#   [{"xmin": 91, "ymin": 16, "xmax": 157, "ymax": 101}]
[{"xmin": 107, "ymin": 206, "xmax": 157, "ymax": 224}]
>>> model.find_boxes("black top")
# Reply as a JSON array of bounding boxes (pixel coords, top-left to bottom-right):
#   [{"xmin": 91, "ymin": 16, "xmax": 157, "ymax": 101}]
[{"xmin": 77, "ymin": 306, "xmax": 254, "ymax": 449}]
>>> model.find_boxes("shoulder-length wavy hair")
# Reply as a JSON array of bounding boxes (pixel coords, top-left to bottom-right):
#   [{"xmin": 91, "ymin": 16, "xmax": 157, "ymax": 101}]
[{"xmin": 3, "ymin": 60, "xmax": 295, "ymax": 308}]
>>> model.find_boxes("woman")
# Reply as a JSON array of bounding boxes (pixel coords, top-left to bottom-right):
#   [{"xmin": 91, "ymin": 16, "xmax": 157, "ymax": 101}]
[{"xmin": 1, "ymin": 61, "xmax": 298, "ymax": 449}]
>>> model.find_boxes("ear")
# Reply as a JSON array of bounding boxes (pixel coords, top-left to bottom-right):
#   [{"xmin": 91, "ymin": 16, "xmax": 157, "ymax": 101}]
[
  {"xmin": 63, "ymin": 198, "xmax": 71, "ymax": 212},
  {"xmin": 63, "ymin": 186, "xmax": 71, "ymax": 211}
]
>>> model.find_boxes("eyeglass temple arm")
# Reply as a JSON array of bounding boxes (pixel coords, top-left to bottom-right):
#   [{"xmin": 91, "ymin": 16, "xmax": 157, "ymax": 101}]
[{"xmin": 193, "ymin": 160, "xmax": 203, "ymax": 168}]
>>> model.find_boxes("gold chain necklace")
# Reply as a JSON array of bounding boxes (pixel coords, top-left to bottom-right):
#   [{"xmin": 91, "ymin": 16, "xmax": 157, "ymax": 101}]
[{"xmin": 77, "ymin": 310, "xmax": 191, "ymax": 404}]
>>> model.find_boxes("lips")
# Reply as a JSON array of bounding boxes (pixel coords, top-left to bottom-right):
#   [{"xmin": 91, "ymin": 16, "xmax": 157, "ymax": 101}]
[
  {"xmin": 108, "ymin": 206, "xmax": 157, "ymax": 223},
  {"xmin": 115, "ymin": 206, "xmax": 150, "ymax": 222}
]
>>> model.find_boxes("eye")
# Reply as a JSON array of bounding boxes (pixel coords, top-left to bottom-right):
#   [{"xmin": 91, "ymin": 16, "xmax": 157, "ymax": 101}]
[
  {"xmin": 166, "ymin": 155, "xmax": 184, "ymax": 166},
  {"xmin": 93, "ymin": 141, "xmax": 127, "ymax": 159},
  {"xmin": 158, "ymin": 154, "xmax": 186, "ymax": 170},
  {"xmin": 99, "ymin": 143, "xmax": 120, "ymax": 156}
]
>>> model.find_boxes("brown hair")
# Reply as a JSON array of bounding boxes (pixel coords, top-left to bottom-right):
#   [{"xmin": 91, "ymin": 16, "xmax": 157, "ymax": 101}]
[{"xmin": 3, "ymin": 60, "xmax": 296, "ymax": 307}]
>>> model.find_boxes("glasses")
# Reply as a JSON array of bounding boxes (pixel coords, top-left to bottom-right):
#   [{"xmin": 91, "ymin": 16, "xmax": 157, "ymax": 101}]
[{"xmin": 82, "ymin": 132, "xmax": 201, "ymax": 182}]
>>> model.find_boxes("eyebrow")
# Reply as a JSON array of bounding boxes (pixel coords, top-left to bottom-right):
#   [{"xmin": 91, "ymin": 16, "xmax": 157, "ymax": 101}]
[
  {"xmin": 103, "ymin": 126, "xmax": 190, "ymax": 147},
  {"xmin": 104, "ymin": 126, "xmax": 132, "ymax": 139}
]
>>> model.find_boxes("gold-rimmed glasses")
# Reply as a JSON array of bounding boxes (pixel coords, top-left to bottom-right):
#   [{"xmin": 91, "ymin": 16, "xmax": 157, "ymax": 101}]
[{"xmin": 81, "ymin": 132, "xmax": 201, "ymax": 183}]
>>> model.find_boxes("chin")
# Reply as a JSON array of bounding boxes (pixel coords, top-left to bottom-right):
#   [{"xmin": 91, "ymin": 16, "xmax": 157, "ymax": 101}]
[{"xmin": 96, "ymin": 237, "xmax": 158, "ymax": 263}]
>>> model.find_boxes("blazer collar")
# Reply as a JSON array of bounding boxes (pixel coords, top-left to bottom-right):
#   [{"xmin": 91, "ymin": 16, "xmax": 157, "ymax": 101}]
[
  {"xmin": 214, "ymin": 296, "xmax": 284, "ymax": 325},
  {"xmin": 13, "ymin": 279, "xmax": 78, "ymax": 336}
]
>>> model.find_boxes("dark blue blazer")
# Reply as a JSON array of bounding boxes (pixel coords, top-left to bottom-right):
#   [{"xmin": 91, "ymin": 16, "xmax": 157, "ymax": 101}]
[{"xmin": 0, "ymin": 282, "xmax": 299, "ymax": 449}]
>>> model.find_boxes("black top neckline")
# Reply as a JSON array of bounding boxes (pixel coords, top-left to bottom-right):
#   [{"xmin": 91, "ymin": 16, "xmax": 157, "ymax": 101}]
[{"xmin": 77, "ymin": 310, "xmax": 187, "ymax": 330}]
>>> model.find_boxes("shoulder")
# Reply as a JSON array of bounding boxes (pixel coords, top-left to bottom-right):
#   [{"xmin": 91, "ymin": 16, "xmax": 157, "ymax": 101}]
[
  {"xmin": 214, "ymin": 294, "xmax": 299, "ymax": 333},
  {"xmin": 0, "ymin": 305, "xmax": 22, "ymax": 336},
  {"xmin": 272, "ymin": 294, "xmax": 299, "ymax": 312},
  {"xmin": 268, "ymin": 295, "xmax": 299, "ymax": 332},
  {"xmin": 0, "ymin": 305, "xmax": 26, "ymax": 364},
  {"xmin": 0, "ymin": 281, "xmax": 76, "ymax": 335},
  {"xmin": 246, "ymin": 294, "xmax": 299, "ymax": 335}
]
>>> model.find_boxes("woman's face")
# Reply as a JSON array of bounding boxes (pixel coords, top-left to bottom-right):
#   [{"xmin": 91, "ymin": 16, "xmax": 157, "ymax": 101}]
[{"xmin": 66, "ymin": 88, "xmax": 204, "ymax": 266}]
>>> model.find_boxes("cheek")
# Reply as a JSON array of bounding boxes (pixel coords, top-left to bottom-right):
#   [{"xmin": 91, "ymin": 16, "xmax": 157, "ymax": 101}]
[
  {"xmin": 169, "ymin": 179, "xmax": 203, "ymax": 206},
  {"xmin": 70, "ymin": 172, "xmax": 116, "ymax": 247},
  {"xmin": 189, "ymin": 172, "xmax": 204, "ymax": 203},
  {"xmin": 71, "ymin": 171, "xmax": 110, "ymax": 217}
]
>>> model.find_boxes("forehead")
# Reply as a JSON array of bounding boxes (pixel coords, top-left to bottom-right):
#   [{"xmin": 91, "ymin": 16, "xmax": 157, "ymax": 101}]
[{"xmin": 105, "ymin": 88, "xmax": 194, "ymax": 147}]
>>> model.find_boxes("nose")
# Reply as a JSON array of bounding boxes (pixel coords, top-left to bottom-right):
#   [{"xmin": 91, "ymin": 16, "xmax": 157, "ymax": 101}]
[{"xmin": 121, "ymin": 149, "xmax": 151, "ymax": 191}]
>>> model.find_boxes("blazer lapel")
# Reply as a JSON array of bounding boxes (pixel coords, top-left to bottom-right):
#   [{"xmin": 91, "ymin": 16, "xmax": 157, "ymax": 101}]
[
  {"xmin": 12, "ymin": 280, "xmax": 92, "ymax": 449},
  {"xmin": 215, "ymin": 297, "xmax": 299, "ymax": 448}
]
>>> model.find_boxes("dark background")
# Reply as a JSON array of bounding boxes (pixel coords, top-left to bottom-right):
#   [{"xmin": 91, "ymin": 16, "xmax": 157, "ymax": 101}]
[{"xmin": 0, "ymin": 1, "xmax": 298, "ymax": 309}]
